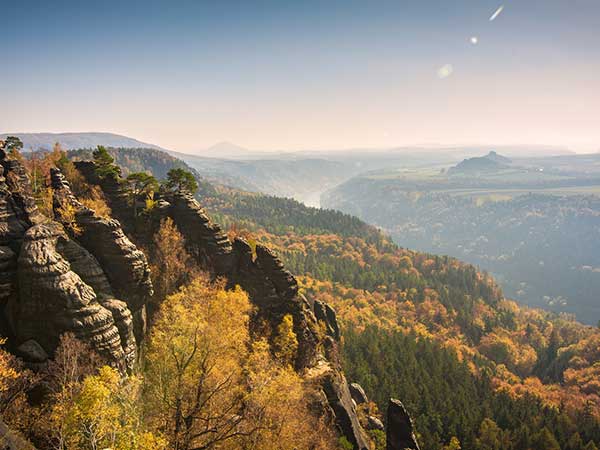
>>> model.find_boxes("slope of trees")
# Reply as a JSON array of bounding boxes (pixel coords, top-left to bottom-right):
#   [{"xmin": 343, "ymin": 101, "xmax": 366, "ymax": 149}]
[
  {"xmin": 343, "ymin": 326, "xmax": 600, "ymax": 450},
  {"xmin": 196, "ymin": 175, "xmax": 600, "ymax": 449}
]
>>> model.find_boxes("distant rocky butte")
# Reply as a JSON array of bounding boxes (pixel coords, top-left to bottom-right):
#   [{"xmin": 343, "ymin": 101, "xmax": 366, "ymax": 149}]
[
  {"xmin": 0, "ymin": 140, "xmax": 419, "ymax": 449},
  {"xmin": 449, "ymin": 150, "xmax": 512, "ymax": 174}
]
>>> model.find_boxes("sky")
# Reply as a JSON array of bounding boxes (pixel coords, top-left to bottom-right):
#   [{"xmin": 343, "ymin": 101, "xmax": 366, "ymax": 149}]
[{"xmin": 1, "ymin": 0, "xmax": 599, "ymax": 153}]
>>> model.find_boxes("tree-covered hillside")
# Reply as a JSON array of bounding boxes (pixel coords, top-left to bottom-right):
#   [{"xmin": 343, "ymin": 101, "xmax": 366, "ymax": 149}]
[
  {"xmin": 322, "ymin": 166, "xmax": 600, "ymax": 324},
  {"xmin": 49, "ymin": 147, "xmax": 600, "ymax": 450},
  {"xmin": 194, "ymin": 170, "xmax": 600, "ymax": 450}
]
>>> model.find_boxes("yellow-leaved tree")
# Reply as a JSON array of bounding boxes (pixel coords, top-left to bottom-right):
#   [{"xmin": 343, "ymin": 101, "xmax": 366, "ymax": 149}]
[
  {"xmin": 57, "ymin": 366, "xmax": 165, "ymax": 450},
  {"xmin": 149, "ymin": 217, "xmax": 195, "ymax": 306},
  {"xmin": 0, "ymin": 338, "xmax": 39, "ymax": 434},
  {"xmin": 243, "ymin": 339, "xmax": 336, "ymax": 449},
  {"xmin": 143, "ymin": 275, "xmax": 336, "ymax": 450},
  {"xmin": 272, "ymin": 314, "xmax": 299, "ymax": 367},
  {"xmin": 144, "ymin": 276, "xmax": 251, "ymax": 450},
  {"xmin": 42, "ymin": 334, "xmax": 165, "ymax": 450}
]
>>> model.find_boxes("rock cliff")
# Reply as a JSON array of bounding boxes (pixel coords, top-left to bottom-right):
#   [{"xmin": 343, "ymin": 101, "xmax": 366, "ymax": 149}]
[
  {"xmin": 16, "ymin": 223, "xmax": 134, "ymax": 369},
  {"xmin": 0, "ymin": 146, "xmax": 146, "ymax": 371},
  {"xmin": 51, "ymin": 168, "xmax": 152, "ymax": 343},
  {"xmin": 75, "ymin": 161, "xmax": 372, "ymax": 449}
]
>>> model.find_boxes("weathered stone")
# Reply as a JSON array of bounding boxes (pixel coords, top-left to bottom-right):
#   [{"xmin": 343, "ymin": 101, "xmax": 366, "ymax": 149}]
[
  {"xmin": 367, "ymin": 415, "xmax": 385, "ymax": 431},
  {"xmin": 386, "ymin": 398, "xmax": 420, "ymax": 450},
  {"xmin": 15, "ymin": 339, "xmax": 48, "ymax": 363},
  {"xmin": 0, "ymin": 156, "xmax": 40, "ymax": 250},
  {"xmin": 323, "ymin": 372, "xmax": 370, "ymax": 450},
  {"xmin": 99, "ymin": 298, "xmax": 137, "ymax": 369},
  {"xmin": 0, "ymin": 155, "xmax": 43, "ymax": 235},
  {"xmin": 52, "ymin": 168, "xmax": 152, "ymax": 344},
  {"xmin": 314, "ymin": 299, "xmax": 341, "ymax": 341},
  {"xmin": 255, "ymin": 244, "xmax": 298, "ymax": 299},
  {"xmin": 15, "ymin": 223, "xmax": 130, "ymax": 369},
  {"xmin": 0, "ymin": 150, "xmax": 42, "ymax": 341},
  {"xmin": 0, "ymin": 418, "xmax": 36, "ymax": 450},
  {"xmin": 0, "ymin": 246, "xmax": 17, "ymax": 338},
  {"xmin": 165, "ymin": 192, "xmax": 234, "ymax": 274},
  {"xmin": 349, "ymin": 382, "xmax": 369, "ymax": 405}
]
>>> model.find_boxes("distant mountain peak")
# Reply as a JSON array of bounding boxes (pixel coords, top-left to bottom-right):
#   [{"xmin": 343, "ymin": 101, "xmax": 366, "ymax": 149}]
[
  {"xmin": 203, "ymin": 141, "xmax": 249, "ymax": 155},
  {"xmin": 484, "ymin": 151, "xmax": 512, "ymax": 164}
]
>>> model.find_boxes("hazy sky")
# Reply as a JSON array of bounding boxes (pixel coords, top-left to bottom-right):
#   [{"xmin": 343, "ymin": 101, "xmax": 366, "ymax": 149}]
[{"xmin": 1, "ymin": 0, "xmax": 599, "ymax": 153}]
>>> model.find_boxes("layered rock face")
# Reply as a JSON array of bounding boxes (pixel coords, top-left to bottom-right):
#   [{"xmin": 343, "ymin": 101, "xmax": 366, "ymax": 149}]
[
  {"xmin": 0, "ymin": 148, "xmax": 144, "ymax": 371},
  {"xmin": 16, "ymin": 223, "xmax": 134, "ymax": 368},
  {"xmin": 0, "ymin": 148, "xmax": 42, "ymax": 339},
  {"xmin": 51, "ymin": 168, "xmax": 153, "ymax": 342},
  {"xmin": 163, "ymin": 192, "xmax": 234, "ymax": 274},
  {"xmin": 322, "ymin": 372, "xmax": 370, "ymax": 450}
]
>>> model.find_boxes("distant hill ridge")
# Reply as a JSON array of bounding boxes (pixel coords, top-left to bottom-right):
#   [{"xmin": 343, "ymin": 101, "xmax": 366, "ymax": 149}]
[{"xmin": 0, "ymin": 132, "xmax": 167, "ymax": 152}]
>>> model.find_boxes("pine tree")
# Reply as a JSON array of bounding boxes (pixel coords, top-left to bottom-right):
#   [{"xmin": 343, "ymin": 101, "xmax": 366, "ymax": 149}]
[{"xmin": 92, "ymin": 145, "xmax": 121, "ymax": 179}]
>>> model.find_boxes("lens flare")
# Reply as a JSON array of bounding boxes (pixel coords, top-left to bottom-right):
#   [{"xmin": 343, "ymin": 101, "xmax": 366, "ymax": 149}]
[
  {"xmin": 489, "ymin": 5, "xmax": 504, "ymax": 21},
  {"xmin": 437, "ymin": 64, "xmax": 454, "ymax": 79}
]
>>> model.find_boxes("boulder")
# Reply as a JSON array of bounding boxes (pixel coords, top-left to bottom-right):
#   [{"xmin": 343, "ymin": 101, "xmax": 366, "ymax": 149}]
[
  {"xmin": 367, "ymin": 415, "xmax": 385, "ymax": 431},
  {"xmin": 16, "ymin": 339, "xmax": 48, "ymax": 363}
]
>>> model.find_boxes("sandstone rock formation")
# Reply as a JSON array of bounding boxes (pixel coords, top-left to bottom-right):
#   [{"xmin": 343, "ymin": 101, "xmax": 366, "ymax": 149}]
[
  {"xmin": 51, "ymin": 168, "xmax": 153, "ymax": 342},
  {"xmin": 75, "ymin": 160, "xmax": 372, "ymax": 449},
  {"xmin": 164, "ymin": 192, "xmax": 234, "ymax": 274},
  {"xmin": 322, "ymin": 371, "xmax": 370, "ymax": 450},
  {"xmin": 367, "ymin": 415, "xmax": 385, "ymax": 431},
  {"xmin": 16, "ymin": 223, "xmax": 133, "ymax": 369},
  {"xmin": 313, "ymin": 298, "xmax": 341, "ymax": 341},
  {"xmin": 0, "ymin": 418, "xmax": 36, "ymax": 450},
  {"xmin": 0, "ymin": 148, "xmax": 42, "ymax": 340},
  {"xmin": 386, "ymin": 398, "xmax": 420, "ymax": 450},
  {"xmin": 0, "ymin": 149, "xmax": 142, "ymax": 371},
  {"xmin": 0, "ymin": 146, "xmax": 424, "ymax": 450}
]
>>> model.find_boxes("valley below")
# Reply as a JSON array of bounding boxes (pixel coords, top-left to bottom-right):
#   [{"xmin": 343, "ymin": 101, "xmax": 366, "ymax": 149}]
[{"xmin": 322, "ymin": 152, "xmax": 600, "ymax": 325}]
